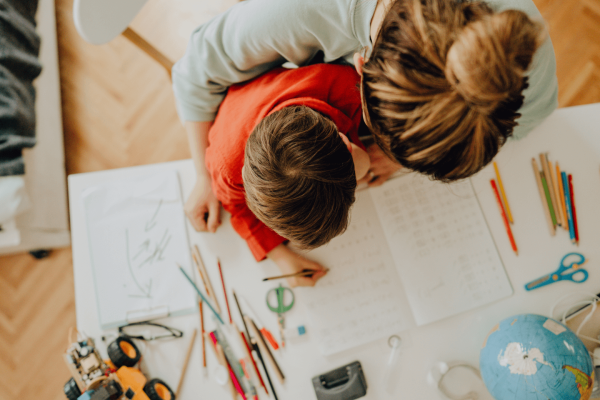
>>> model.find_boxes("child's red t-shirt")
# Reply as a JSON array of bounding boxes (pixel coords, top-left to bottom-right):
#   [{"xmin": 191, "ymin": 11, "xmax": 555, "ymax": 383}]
[{"xmin": 205, "ymin": 64, "xmax": 363, "ymax": 261}]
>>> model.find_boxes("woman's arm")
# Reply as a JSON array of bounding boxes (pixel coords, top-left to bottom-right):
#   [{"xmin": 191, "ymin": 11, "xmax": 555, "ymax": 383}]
[{"xmin": 172, "ymin": 0, "xmax": 367, "ymax": 122}]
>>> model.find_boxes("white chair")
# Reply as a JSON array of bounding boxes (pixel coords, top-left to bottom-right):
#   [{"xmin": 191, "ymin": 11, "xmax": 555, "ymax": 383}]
[{"xmin": 73, "ymin": 0, "xmax": 173, "ymax": 77}]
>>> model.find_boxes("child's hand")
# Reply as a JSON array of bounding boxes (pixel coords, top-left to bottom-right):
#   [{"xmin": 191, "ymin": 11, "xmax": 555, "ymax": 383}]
[
  {"xmin": 184, "ymin": 174, "xmax": 222, "ymax": 232},
  {"xmin": 267, "ymin": 244, "xmax": 328, "ymax": 287},
  {"xmin": 359, "ymin": 143, "xmax": 402, "ymax": 187}
]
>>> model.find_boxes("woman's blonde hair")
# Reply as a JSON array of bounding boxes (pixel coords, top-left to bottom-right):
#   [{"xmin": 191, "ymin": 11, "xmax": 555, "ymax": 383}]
[{"xmin": 362, "ymin": 0, "xmax": 546, "ymax": 181}]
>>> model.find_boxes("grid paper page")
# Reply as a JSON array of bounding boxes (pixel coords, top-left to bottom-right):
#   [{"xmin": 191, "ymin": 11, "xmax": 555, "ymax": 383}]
[
  {"xmin": 296, "ymin": 190, "xmax": 415, "ymax": 356},
  {"xmin": 370, "ymin": 174, "xmax": 513, "ymax": 326}
]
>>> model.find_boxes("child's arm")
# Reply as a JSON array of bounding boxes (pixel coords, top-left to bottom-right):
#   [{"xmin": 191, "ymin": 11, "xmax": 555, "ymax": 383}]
[
  {"xmin": 267, "ymin": 244, "xmax": 328, "ymax": 288},
  {"xmin": 183, "ymin": 121, "xmax": 222, "ymax": 232}
]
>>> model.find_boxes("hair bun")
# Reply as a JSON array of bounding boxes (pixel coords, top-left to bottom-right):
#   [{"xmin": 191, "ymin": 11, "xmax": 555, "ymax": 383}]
[{"xmin": 445, "ymin": 10, "xmax": 545, "ymax": 114}]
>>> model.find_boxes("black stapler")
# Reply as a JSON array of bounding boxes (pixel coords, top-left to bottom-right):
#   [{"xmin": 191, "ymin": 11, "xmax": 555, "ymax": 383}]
[{"xmin": 312, "ymin": 361, "xmax": 368, "ymax": 400}]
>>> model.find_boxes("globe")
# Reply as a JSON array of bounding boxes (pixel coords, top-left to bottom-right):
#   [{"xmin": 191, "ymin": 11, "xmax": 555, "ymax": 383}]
[{"xmin": 480, "ymin": 314, "xmax": 594, "ymax": 400}]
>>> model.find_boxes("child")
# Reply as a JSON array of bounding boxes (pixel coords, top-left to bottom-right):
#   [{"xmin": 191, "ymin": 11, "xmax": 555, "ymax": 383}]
[
  {"xmin": 204, "ymin": 63, "xmax": 371, "ymax": 286},
  {"xmin": 174, "ymin": 0, "xmax": 557, "ymax": 234}
]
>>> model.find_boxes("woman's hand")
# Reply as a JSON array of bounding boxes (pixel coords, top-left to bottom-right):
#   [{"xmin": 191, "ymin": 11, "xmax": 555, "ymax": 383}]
[
  {"xmin": 267, "ymin": 244, "xmax": 328, "ymax": 287},
  {"xmin": 184, "ymin": 174, "xmax": 221, "ymax": 232},
  {"xmin": 358, "ymin": 143, "xmax": 403, "ymax": 187}
]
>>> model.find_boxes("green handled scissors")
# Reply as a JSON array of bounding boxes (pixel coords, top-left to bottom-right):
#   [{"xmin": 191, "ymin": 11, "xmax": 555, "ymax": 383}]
[
  {"xmin": 524, "ymin": 252, "xmax": 588, "ymax": 291},
  {"xmin": 266, "ymin": 284, "xmax": 294, "ymax": 347}
]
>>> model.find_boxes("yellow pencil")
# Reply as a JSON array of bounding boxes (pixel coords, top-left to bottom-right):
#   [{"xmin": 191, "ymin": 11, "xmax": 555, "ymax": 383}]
[{"xmin": 493, "ymin": 162, "xmax": 513, "ymax": 224}]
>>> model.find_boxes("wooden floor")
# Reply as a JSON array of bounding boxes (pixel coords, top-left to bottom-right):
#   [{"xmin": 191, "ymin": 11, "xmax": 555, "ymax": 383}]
[{"xmin": 0, "ymin": 0, "xmax": 598, "ymax": 398}]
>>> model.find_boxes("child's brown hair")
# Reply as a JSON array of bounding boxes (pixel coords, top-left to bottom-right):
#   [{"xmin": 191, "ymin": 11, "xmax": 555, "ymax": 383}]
[
  {"xmin": 362, "ymin": 0, "xmax": 545, "ymax": 181},
  {"xmin": 243, "ymin": 106, "xmax": 356, "ymax": 249}
]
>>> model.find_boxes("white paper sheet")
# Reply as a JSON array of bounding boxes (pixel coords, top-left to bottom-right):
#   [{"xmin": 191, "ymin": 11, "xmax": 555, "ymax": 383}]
[
  {"xmin": 299, "ymin": 174, "xmax": 512, "ymax": 355},
  {"xmin": 370, "ymin": 174, "xmax": 513, "ymax": 325},
  {"xmin": 297, "ymin": 191, "xmax": 415, "ymax": 356},
  {"xmin": 82, "ymin": 171, "xmax": 196, "ymax": 329}
]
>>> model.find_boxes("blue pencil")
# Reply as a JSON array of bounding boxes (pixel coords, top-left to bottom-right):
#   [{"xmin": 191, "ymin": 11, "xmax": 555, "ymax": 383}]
[
  {"xmin": 562, "ymin": 172, "xmax": 575, "ymax": 242},
  {"xmin": 178, "ymin": 264, "xmax": 224, "ymax": 325}
]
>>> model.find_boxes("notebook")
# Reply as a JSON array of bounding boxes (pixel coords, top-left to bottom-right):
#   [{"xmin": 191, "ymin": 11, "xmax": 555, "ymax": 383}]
[
  {"xmin": 82, "ymin": 170, "xmax": 197, "ymax": 329},
  {"xmin": 297, "ymin": 173, "xmax": 513, "ymax": 355}
]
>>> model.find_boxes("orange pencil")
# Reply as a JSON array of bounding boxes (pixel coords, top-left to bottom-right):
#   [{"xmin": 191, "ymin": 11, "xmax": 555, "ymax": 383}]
[
  {"xmin": 493, "ymin": 162, "xmax": 514, "ymax": 223},
  {"xmin": 491, "ymin": 180, "xmax": 518, "ymax": 255}
]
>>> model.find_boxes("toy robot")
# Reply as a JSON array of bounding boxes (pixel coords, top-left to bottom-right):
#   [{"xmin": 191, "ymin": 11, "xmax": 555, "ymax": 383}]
[{"xmin": 63, "ymin": 335, "xmax": 175, "ymax": 400}]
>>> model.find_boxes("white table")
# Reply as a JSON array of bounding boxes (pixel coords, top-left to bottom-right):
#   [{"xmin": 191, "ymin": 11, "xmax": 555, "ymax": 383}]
[{"xmin": 68, "ymin": 103, "xmax": 600, "ymax": 400}]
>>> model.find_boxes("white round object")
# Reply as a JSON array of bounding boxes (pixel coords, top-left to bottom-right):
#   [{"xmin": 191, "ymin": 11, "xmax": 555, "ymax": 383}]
[{"xmin": 73, "ymin": 0, "xmax": 148, "ymax": 44}]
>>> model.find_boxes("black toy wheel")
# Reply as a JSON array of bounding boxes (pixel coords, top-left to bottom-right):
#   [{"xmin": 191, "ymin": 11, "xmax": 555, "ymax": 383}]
[
  {"xmin": 144, "ymin": 378, "xmax": 175, "ymax": 400},
  {"xmin": 107, "ymin": 336, "xmax": 141, "ymax": 368},
  {"xmin": 64, "ymin": 378, "xmax": 81, "ymax": 400}
]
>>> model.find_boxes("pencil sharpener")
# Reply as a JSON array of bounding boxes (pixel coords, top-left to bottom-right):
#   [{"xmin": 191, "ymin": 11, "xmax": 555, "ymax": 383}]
[{"xmin": 312, "ymin": 361, "xmax": 367, "ymax": 400}]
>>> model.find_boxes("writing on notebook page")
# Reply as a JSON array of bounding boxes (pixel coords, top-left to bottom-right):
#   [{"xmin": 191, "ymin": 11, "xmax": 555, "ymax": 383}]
[
  {"xmin": 370, "ymin": 174, "xmax": 512, "ymax": 325},
  {"xmin": 299, "ymin": 173, "xmax": 512, "ymax": 355},
  {"xmin": 297, "ymin": 191, "xmax": 414, "ymax": 356}
]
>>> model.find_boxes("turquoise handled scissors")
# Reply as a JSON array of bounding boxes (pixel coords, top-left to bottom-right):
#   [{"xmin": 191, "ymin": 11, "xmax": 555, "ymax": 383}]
[
  {"xmin": 524, "ymin": 252, "xmax": 588, "ymax": 291},
  {"xmin": 266, "ymin": 284, "xmax": 294, "ymax": 347}
]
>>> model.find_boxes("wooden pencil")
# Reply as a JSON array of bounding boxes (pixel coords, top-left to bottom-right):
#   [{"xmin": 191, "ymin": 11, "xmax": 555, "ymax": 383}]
[
  {"xmin": 216, "ymin": 259, "xmax": 233, "ymax": 324},
  {"xmin": 199, "ymin": 300, "xmax": 206, "ymax": 369},
  {"xmin": 568, "ymin": 174, "xmax": 580, "ymax": 244},
  {"xmin": 531, "ymin": 158, "xmax": 556, "ymax": 236},
  {"xmin": 562, "ymin": 171, "xmax": 576, "ymax": 242},
  {"xmin": 556, "ymin": 162, "xmax": 569, "ymax": 230},
  {"xmin": 176, "ymin": 329, "xmax": 197, "ymax": 398},
  {"xmin": 493, "ymin": 162, "xmax": 514, "ymax": 224},
  {"xmin": 491, "ymin": 180, "xmax": 518, "ymax": 255},
  {"xmin": 540, "ymin": 153, "xmax": 560, "ymax": 226},
  {"xmin": 262, "ymin": 270, "xmax": 315, "ymax": 282},
  {"xmin": 245, "ymin": 316, "xmax": 285, "ymax": 384},
  {"xmin": 548, "ymin": 160, "xmax": 563, "ymax": 227},
  {"xmin": 192, "ymin": 245, "xmax": 222, "ymax": 314},
  {"xmin": 540, "ymin": 173, "xmax": 557, "ymax": 227}
]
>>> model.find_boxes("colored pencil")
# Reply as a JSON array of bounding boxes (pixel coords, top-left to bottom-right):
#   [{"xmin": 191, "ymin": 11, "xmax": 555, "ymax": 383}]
[
  {"xmin": 548, "ymin": 160, "xmax": 563, "ymax": 227},
  {"xmin": 540, "ymin": 173, "xmax": 557, "ymax": 226},
  {"xmin": 491, "ymin": 180, "xmax": 518, "ymax": 255},
  {"xmin": 493, "ymin": 162, "xmax": 514, "ymax": 224},
  {"xmin": 199, "ymin": 300, "xmax": 206, "ymax": 369},
  {"xmin": 217, "ymin": 259, "xmax": 233, "ymax": 324},
  {"xmin": 531, "ymin": 158, "xmax": 555, "ymax": 236},
  {"xmin": 562, "ymin": 172, "xmax": 575, "ymax": 242},
  {"xmin": 568, "ymin": 174, "xmax": 579, "ymax": 244},
  {"xmin": 246, "ymin": 316, "xmax": 285, "ymax": 384},
  {"xmin": 262, "ymin": 269, "xmax": 315, "ymax": 282},
  {"xmin": 192, "ymin": 245, "xmax": 222, "ymax": 314},
  {"xmin": 232, "ymin": 290, "xmax": 269, "ymax": 394},
  {"xmin": 179, "ymin": 264, "xmax": 224, "ymax": 325},
  {"xmin": 556, "ymin": 162, "xmax": 569, "ymax": 230},
  {"xmin": 540, "ymin": 154, "xmax": 560, "ymax": 227},
  {"xmin": 235, "ymin": 323, "xmax": 268, "ymax": 395},
  {"xmin": 176, "ymin": 329, "xmax": 197, "ymax": 398}
]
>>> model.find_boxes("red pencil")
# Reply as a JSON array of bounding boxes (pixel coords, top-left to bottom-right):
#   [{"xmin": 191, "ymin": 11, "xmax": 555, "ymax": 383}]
[
  {"xmin": 568, "ymin": 174, "xmax": 579, "ymax": 244},
  {"xmin": 491, "ymin": 180, "xmax": 518, "ymax": 255},
  {"xmin": 217, "ymin": 258, "xmax": 233, "ymax": 324}
]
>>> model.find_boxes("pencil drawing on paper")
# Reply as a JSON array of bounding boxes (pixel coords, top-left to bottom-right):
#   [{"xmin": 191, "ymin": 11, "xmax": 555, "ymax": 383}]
[{"xmin": 124, "ymin": 199, "xmax": 173, "ymax": 299}]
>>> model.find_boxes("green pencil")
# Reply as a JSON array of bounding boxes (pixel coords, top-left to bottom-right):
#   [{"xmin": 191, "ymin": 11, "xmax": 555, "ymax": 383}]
[{"xmin": 540, "ymin": 172, "xmax": 557, "ymax": 227}]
